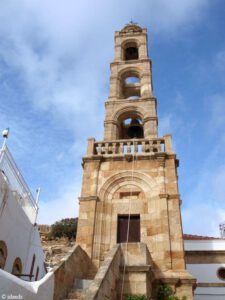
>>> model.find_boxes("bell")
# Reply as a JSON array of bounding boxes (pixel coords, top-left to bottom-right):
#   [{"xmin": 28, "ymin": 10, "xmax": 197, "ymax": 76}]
[
  {"xmin": 125, "ymin": 47, "xmax": 138, "ymax": 60},
  {"xmin": 127, "ymin": 119, "xmax": 143, "ymax": 138}
]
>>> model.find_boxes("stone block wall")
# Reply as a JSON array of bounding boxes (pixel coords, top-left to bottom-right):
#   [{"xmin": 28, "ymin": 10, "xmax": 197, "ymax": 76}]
[
  {"xmin": 85, "ymin": 244, "xmax": 122, "ymax": 300},
  {"xmin": 77, "ymin": 154, "xmax": 185, "ymax": 273},
  {"xmin": 118, "ymin": 243, "xmax": 153, "ymax": 297},
  {"xmin": 53, "ymin": 245, "xmax": 96, "ymax": 300}
]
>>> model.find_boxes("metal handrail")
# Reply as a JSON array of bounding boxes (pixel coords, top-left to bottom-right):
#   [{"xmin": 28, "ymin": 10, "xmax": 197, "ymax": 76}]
[{"xmin": 0, "ymin": 145, "xmax": 38, "ymax": 223}]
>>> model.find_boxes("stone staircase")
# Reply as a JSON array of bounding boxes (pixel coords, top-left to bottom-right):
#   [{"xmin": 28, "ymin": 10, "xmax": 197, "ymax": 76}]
[{"xmin": 64, "ymin": 278, "xmax": 93, "ymax": 300}]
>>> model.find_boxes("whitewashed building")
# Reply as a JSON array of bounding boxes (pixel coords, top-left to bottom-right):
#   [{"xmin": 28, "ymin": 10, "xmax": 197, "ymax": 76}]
[
  {"xmin": 0, "ymin": 139, "xmax": 46, "ymax": 281},
  {"xmin": 184, "ymin": 234, "xmax": 225, "ymax": 300}
]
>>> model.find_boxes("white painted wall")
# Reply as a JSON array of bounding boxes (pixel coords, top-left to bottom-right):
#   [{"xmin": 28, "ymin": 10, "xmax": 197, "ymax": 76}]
[
  {"xmin": 187, "ymin": 264, "xmax": 225, "ymax": 299},
  {"xmin": 0, "ymin": 173, "xmax": 46, "ymax": 280},
  {"xmin": 193, "ymin": 291, "xmax": 225, "ymax": 300},
  {"xmin": 0, "ymin": 269, "xmax": 54, "ymax": 300},
  {"xmin": 185, "ymin": 240, "xmax": 225, "ymax": 251},
  {"xmin": 187, "ymin": 263, "xmax": 225, "ymax": 283},
  {"xmin": 184, "ymin": 239, "xmax": 225, "ymax": 300}
]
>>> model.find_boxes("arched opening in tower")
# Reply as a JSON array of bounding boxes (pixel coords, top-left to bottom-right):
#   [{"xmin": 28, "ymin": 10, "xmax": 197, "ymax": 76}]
[
  {"xmin": 124, "ymin": 42, "xmax": 139, "ymax": 60},
  {"xmin": 120, "ymin": 71, "xmax": 141, "ymax": 99},
  {"xmin": 119, "ymin": 117, "xmax": 144, "ymax": 139}
]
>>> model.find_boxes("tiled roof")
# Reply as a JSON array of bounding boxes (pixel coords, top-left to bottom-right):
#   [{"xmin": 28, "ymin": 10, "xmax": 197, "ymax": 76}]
[{"xmin": 183, "ymin": 234, "xmax": 224, "ymax": 240}]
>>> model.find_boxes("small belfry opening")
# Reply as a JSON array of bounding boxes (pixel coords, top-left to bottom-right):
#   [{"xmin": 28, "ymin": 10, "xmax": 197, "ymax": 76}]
[
  {"xmin": 124, "ymin": 42, "xmax": 139, "ymax": 60},
  {"xmin": 120, "ymin": 71, "xmax": 141, "ymax": 99},
  {"xmin": 118, "ymin": 117, "xmax": 144, "ymax": 139}
]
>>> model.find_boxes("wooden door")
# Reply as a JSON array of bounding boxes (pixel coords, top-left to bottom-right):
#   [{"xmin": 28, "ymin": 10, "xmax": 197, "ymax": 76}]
[{"xmin": 117, "ymin": 215, "xmax": 140, "ymax": 243}]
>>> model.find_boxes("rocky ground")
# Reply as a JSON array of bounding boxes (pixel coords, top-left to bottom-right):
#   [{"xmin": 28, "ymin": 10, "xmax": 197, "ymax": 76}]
[{"xmin": 41, "ymin": 234, "xmax": 75, "ymax": 270}]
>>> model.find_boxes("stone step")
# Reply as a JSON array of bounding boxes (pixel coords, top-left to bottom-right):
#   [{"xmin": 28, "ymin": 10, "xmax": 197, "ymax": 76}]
[
  {"xmin": 65, "ymin": 278, "xmax": 93, "ymax": 300},
  {"xmin": 74, "ymin": 278, "xmax": 93, "ymax": 289},
  {"xmin": 64, "ymin": 297, "xmax": 82, "ymax": 300},
  {"xmin": 68, "ymin": 288, "xmax": 85, "ymax": 299}
]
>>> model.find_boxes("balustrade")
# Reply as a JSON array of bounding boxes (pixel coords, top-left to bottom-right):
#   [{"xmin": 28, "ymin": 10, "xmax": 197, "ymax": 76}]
[{"xmin": 94, "ymin": 138, "xmax": 164, "ymax": 155}]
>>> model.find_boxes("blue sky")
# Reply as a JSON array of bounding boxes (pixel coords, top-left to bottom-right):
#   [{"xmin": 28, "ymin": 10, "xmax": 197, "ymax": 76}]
[{"xmin": 0, "ymin": 0, "xmax": 225, "ymax": 236}]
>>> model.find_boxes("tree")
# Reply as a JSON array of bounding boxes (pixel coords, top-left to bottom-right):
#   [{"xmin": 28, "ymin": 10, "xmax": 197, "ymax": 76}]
[{"xmin": 49, "ymin": 218, "xmax": 78, "ymax": 240}]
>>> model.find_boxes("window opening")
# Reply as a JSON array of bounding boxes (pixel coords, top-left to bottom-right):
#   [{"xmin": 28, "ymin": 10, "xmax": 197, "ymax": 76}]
[
  {"xmin": 125, "ymin": 76, "xmax": 140, "ymax": 84},
  {"xmin": 0, "ymin": 241, "xmax": 7, "ymax": 269},
  {"xmin": 12, "ymin": 257, "xmax": 22, "ymax": 276},
  {"xmin": 217, "ymin": 267, "xmax": 225, "ymax": 281},
  {"xmin": 127, "ymin": 96, "xmax": 140, "ymax": 100},
  {"xmin": 121, "ymin": 73, "xmax": 141, "ymax": 99},
  {"xmin": 120, "ymin": 191, "xmax": 140, "ymax": 199}
]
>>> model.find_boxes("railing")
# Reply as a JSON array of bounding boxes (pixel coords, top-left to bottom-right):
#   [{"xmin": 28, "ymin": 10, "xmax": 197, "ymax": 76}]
[
  {"xmin": 0, "ymin": 145, "xmax": 38, "ymax": 224},
  {"xmin": 93, "ymin": 138, "xmax": 165, "ymax": 155}
]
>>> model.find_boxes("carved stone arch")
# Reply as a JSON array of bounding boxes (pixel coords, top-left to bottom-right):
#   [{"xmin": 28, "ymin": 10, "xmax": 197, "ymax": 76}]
[
  {"xmin": 109, "ymin": 181, "xmax": 145, "ymax": 199},
  {"xmin": 113, "ymin": 106, "xmax": 146, "ymax": 123},
  {"xmin": 92, "ymin": 171, "xmax": 158, "ymax": 260},
  {"xmin": 121, "ymin": 38, "xmax": 140, "ymax": 48},
  {"xmin": 119, "ymin": 66, "xmax": 143, "ymax": 80},
  {"xmin": 112, "ymin": 106, "xmax": 147, "ymax": 139},
  {"xmin": 98, "ymin": 171, "xmax": 158, "ymax": 201}
]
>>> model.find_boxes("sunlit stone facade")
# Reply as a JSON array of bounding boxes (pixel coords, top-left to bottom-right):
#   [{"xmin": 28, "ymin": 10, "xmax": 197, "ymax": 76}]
[{"xmin": 76, "ymin": 23, "xmax": 195, "ymax": 299}]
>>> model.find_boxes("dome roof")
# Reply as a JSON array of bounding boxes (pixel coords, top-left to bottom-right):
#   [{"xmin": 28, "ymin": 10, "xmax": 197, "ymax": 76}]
[{"xmin": 121, "ymin": 22, "xmax": 143, "ymax": 33}]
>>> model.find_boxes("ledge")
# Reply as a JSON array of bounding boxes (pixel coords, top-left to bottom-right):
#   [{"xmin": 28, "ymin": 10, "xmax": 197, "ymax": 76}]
[
  {"xmin": 83, "ymin": 152, "xmax": 168, "ymax": 163},
  {"xmin": 197, "ymin": 282, "xmax": 225, "ymax": 287},
  {"xmin": 79, "ymin": 196, "xmax": 99, "ymax": 202},
  {"xmin": 105, "ymin": 96, "xmax": 157, "ymax": 103},
  {"xmin": 120, "ymin": 264, "xmax": 151, "ymax": 272},
  {"xmin": 110, "ymin": 58, "xmax": 151, "ymax": 67}
]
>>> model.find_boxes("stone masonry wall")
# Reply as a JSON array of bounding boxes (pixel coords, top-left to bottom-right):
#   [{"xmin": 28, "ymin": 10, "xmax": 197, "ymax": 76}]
[
  {"xmin": 53, "ymin": 245, "xmax": 96, "ymax": 300},
  {"xmin": 85, "ymin": 244, "xmax": 122, "ymax": 300},
  {"xmin": 77, "ymin": 154, "xmax": 185, "ymax": 273}
]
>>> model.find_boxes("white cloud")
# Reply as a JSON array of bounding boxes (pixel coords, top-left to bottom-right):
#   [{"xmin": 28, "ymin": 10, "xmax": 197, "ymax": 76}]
[
  {"xmin": 211, "ymin": 165, "xmax": 225, "ymax": 202},
  {"xmin": 158, "ymin": 114, "xmax": 173, "ymax": 136},
  {"xmin": 0, "ymin": 0, "xmax": 213, "ymax": 226},
  {"xmin": 0, "ymin": 0, "xmax": 211, "ymax": 140},
  {"xmin": 207, "ymin": 94, "xmax": 225, "ymax": 130},
  {"xmin": 182, "ymin": 204, "xmax": 225, "ymax": 237},
  {"xmin": 37, "ymin": 179, "xmax": 81, "ymax": 224},
  {"xmin": 181, "ymin": 152, "xmax": 225, "ymax": 236}
]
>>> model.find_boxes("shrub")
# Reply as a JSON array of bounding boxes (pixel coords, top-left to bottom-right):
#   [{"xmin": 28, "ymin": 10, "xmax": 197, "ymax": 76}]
[
  {"xmin": 125, "ymin": 285, "xmax": 187, "ymax": 300},
  {"xmin": 157, "ymin": 285, "xmax": 187, "ymax": 300},
  {"xmin": 125, "ymin": 295, "xmax": 151, "ymax": 300},
  {"xmin": 48, "ymin": 218, "xmax": 78, "ymax": 240}
]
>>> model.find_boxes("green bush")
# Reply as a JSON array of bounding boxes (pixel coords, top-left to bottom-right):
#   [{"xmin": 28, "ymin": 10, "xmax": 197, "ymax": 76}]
[
  {"xmin": 157, "ymin": 285, "xmax": 187, "ymax": 300},
  {"xmin": 48, "ymin": 218, "xmax": 78, "ymax": 240},
  {"xmin": 125, "ymin": 295, "xmax": 151, "ymax": 300},
  {"xmin": 125, "ymin": 285, "xmax": 187, "ymax": 300}
]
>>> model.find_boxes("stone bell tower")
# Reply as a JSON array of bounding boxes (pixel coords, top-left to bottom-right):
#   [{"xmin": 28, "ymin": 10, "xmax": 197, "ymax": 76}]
[{"xmin": 76, "ymin": 23, "xmax": 195, "ymax": 299}]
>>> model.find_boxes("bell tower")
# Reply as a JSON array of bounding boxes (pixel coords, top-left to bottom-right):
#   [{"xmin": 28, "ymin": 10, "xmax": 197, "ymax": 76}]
[
  {"xmin": 104, "ymin": 23, "xmax": 157, "ymax": 141},
  {"xmin": 76, "ymin": 23, "xmax": 195, "ymax": 299}
]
